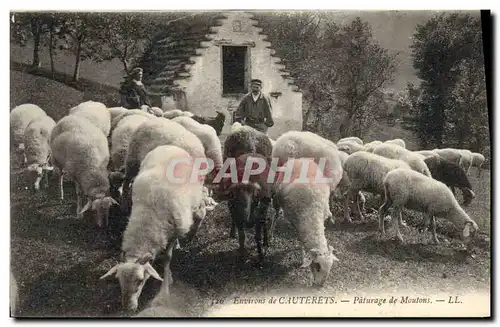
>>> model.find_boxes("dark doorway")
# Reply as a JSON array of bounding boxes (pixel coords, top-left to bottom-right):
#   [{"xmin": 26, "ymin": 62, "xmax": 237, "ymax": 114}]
[{"xmin": 222, "ymin": 46, "xmax": 248, "ymax": 95}]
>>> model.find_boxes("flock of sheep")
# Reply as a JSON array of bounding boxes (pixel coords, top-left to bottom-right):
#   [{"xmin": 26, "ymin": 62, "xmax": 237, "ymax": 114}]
[{"xmin": 10, "ymin": 100, "xmax": 486, "ymax": 316}]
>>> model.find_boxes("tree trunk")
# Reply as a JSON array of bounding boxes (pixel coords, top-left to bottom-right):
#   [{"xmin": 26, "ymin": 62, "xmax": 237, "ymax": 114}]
[
  {"xmin": 49, "ymin": 28, "xmax": 55, "ymax": 76},
  {"xmin": 122, "ymin": 59, "xmax": 130, "ymax": 76},
  {"xmin": 72, "ymin": 40, "xmax": 82, "ymax": 82},
  {"xmin": 30, "ymin": 19, "xmax": 42, "ymax": 70}
]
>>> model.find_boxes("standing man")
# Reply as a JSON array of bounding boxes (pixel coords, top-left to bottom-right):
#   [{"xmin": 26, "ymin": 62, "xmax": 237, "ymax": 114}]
[
  {"xmin": 119, "ymin": 67, "xmax": 152, "ymax": 109},
  {"xmin": 233, "ymin": 79, "xmax": 274, "ymax": 134}
]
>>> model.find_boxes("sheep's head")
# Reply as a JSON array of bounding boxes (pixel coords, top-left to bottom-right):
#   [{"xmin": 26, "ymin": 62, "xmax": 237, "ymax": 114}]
[
  {"xmin": 301, "ymin": 245, "xmax": 339, "ymax": 287},
  {"xmin": 80, "ymin": 194, "xmax": 119, "ymax": 227},
  {"xmin": 462, "ymin": 188, "xmax": 475, "ymax": 207},
  {"xmin": 100, "ymin": 253, "xmax": 162, "ymax": 312},
  {"xmin": 23, "ymin": 163, "xmax": 54, "ymax": 191},
  {"xmin": 461, "ymin": 220, "xmax": 479, "ymax": 254}
]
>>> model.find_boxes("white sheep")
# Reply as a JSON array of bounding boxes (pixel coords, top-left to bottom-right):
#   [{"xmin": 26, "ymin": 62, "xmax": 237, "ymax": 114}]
[
  {"xmin": 471, "ymin": 152, "xmax": 486, "ymax": 178},
  {"xmin": 230, "ymin": 121, "xmax": 243, "ymax": 133},
  {"xmin": 379, "ymin": 168, "xmax": 479, "ymax": 247},
  {"xmin": 337, "ymin": 136, "xmax": 363, "ymax": 145},
  {"xmin": 362, "ymin": 140, "xmax": 383, "ymax": 153},
  {"xmin": 373, "ymin": 143, "xmax": 432, "ymax": 177},
  {"xmin": 272, "ymin": 131, "xmax": 344, "ymax": 194},
  {"xmin": 433, "ymin": 148, "xmax": 473, "ymax": 174},
  {"xmin": 162, "ymin": 109, "xmax": 194, "ymax": 119},
  {"xmin": 336, "ymin": 150, "xmax": 366, "ymax": 214},
  {"xmin": 23, "ymin": 115, "xmax": 57, "ymax": 191},
  {"xmin": 110, "ymin": 114, "xmax": 151, "ymax": 172},
  {"xmin": 458, "ymin": 149, "xmax": 473, "ymax": 175},
  {"xmin": 10, "ymin": 103, "xmax": 47, "ymax": 165},
  {"xmin": 110, "ymin": 109, "xmax": 155, "ymax": 132},
  {"xmin": 336, "ymin": 140, "xmax": 365, "ymax": 154},
  {"xmin": 121, "ymin": 117, "xmax": 206, "ymax": 214},
  {"xmin": 343, "ymin": 151, "xmax": 412, "ymax": 224},
  {"xmin": 384, "ymin": 138, "xmax": 406, "ymax": 148},
  {"xmin": 273, "ymin": 158, "xmax": 339, "ymax": 286},
  {"xmin": 172, "ymin": 116, "xmax": 224, "ymax": 171},
  {"xmin": 69, "ymin": 101, "xmax": 111, "ymax": 137},
  {"xmin": 108, "ymin": 107, "xmax": 129, "ymax": 121},
  {"xmin": 50, "ymin": 115, "xmax": 117, "ymax": 227},
  {"xmin": 99, "ymin": 145, "xmax": 209, "ymax": 312},
  {"xmin": 414, "ymin": 150, "xmax": 439, "ymax": 158}
]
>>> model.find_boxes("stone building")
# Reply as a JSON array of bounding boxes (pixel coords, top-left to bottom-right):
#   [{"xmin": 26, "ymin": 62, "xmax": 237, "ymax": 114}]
[{"xmin": 140, "ymin": 11, "xmax": 303, "ymax": 138}]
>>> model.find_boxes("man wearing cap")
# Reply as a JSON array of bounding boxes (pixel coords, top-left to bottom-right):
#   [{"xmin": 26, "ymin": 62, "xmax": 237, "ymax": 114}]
[
  {"xmin": 119, "ymin": 67, "xmax": 152, "ymax": 109},
  {"xmin": 233, "ymin": 79, "xmax": 274, "ymax": 134}
]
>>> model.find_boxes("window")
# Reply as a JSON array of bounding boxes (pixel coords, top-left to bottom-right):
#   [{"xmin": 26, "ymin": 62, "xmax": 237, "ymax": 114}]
[{"xmin": 222, "ymin": 46, "xmax": 248, "ymax": 95}]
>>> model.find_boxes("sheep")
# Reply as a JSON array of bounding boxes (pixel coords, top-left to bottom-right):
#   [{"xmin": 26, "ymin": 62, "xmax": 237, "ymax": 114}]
[
  {"xmin": 110, "ymin": 109, "xmax": 155, "ymax": 133},
  {"xmin": 120, "ymin": 117, "xmax": 206, "ymax": 215},
  {"xmin": 50, "ymin": 115, "xmax": 117, "ymax": 227},
  {"xmin": 471, "ymin": 152, "xmax": 486, "ymax": 178},
  {"xmin": 10, "ymin": 272, "xmax": 18, "ymax": 317},
  {"xmin": 336, "ymin": 150, "xmax": 366, "ymax": 214},
  {"xmin": 140, "ymin": 105, "xmax": 164, "ymax": 117},
  {"xmin": 99, "ymin": 145, "xmax": 209, "ymax": 312},
  {"xmin": 432, "ymin": 148, "xmax": 473, "ymax": 174},
  {"xmin": 108, "ymin": 106, "xmax": 129, "ymax": 121},
  {"xmin": 414, "ymin": 150, "xmax": 439, "ymax": 159},
  {"xmin": 191, "ymin": 110, "xmax": 226, "ymax": 136},
  {"xmin": 110, "ymin": 114, "xmax": 152, "ymax": 172},
  {"xmin": 372, "ymin": 143, "xmax": 432, "ymax": 177},
  {"xmin": 424, "ymin": 155, "xmax": 475, "ymax": 206},
  {"xmin": 23, "ymin": 115, "xmax": 57, "ymax": 191},
  {"xmin": 230, "ymin": 121, "xmax": 243, "ymax": 133},
  {"xmin": 362, "ymin": 140, "xmax": 383, "ymax": 152},
  {"xmin": 379, "ymin": 168, "xmax": 479, "ymax": 248},
  {"xmin": 343, "ymin": 151, "xmax": 412, "ymax": 224},
  {"xmin": 384, "ymin": 138, "xmax": 406, "ymax": 148},
  {"xmin": 337, "ymin": 136, "xmax": 363, "ymax": 145},
  {"xmin": 171, "ymin": 116, "xmax": 224, "ymax": 177},
  {"xmin": 10, "ymin": 103, "xmax": 47, "ymax": 166},
  {"xmin": 217, "ymin": 126, "xmax": 274, "ymax": 263},
  {"xmin": 68, "ymin": 101, "xmax": 111, "ymax": 137},
  {"xmin": 458, "ymin": 149, "xmax": 473, "ymax": 175},
  {"xmin": 162, "ymin": 109, "xmax": 194, "ymax": 119},
  {"xmin": 273, "ymin": 157, "xmax": 339, "ymax": 286},
  {"xmin": 336, "ymin": 140, "xmax": 365, "ymax": 155},
  {"xmin": 272, "ymin": 131, "xmax": 344, "ymax": 195}
]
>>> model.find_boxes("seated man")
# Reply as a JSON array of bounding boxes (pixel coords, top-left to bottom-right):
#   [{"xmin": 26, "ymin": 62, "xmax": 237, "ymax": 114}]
[
  {"xmin": 233, "ymin": 79, "xmax": 274, "ymax": 134},
  {"xmin": 119, "ymin": 67, "xmax": 151, "ymax": 109}
]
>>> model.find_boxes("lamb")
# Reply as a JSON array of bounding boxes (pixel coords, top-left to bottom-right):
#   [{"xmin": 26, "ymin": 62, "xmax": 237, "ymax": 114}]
[
  {"xmin": 384, "ymin": 138, "xmax": 406, "ymax": 148},
  {"xmin": 337, "ymin": 136, "xmax": 363, "ymax": 145},
  {"xmin": 50, "ymin": 115, "xmax": 117, "ymax": 227},
  {"xmin": 99, "ymin": 145, "xmax": 209, "ymax": 312},
  {"xmin": 336, "ymin": 140, "xmax": 365, "ymax": 155},
  {"xmin": 10, "ymin": 103, "xmax": 48, "ymax": 166},
  {"xmin": 217, "ymin": 126, "xmax": 274, "ymax": 263},
  {"xmin": 424, "ymin": 155, "xmax": 475, "ymax": 206},
  {"xmin": 68, "ymin": 101, "xmax": 111, "ymax": 137},
  {"xmin": 343, "ymin": 151, "xmax": 412, "ymax": 224},
  {"xmin": 110, "ymin": 109, "xmax": 155, "ymax": 132},
  {"xmin": 471, "ymin": 152, "xmax": 486, "ymax": 178},
  {"xmin": 191, "ymin": 110, "xmax": 226, "ymax": 136},
  {"xmin": 110, "ymin": 114, "xmax": 151, "ymax": 172},
  {"xmin": 120, "ymin": 117, "xmax": 206, "ymax": 215},
  {"xmin": 162, "ymin": 109, "xmax": 194, "ymax": 119},
  {"xmin": 172, "ymin": 116, "xmax": 224, "ymax": 176},
  {"xmin": 23, "ymin": 115, "xmax": 57, "ymax": 191},
  {"xmin": 379, "ymin": 168, "xmax": 479, "ymax": 248},
  {"xmin": 273, "ymin": 157, "xmax": 339, "ymax": 286},
  {"xmin": 372, "ymin": 143, "xmax": 432, "ymax": 177}
]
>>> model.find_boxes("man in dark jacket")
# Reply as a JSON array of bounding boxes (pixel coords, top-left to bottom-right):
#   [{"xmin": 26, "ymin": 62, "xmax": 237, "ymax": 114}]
[
  {"xmin": 233, "ymin": 79, "xmax": 274, "ymax": 134},
  {"xmin": 119, "ymin": 67, "xmax": 152, "ymax": 109}
]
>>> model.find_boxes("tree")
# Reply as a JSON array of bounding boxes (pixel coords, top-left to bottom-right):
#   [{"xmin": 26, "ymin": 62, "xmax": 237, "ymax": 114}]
[
  {"xmin": 410, "ymin": 13, "xmax": 488, "ymax": 152},
  {"xmin": 59, "ymin": 12, "xmax": 105, "ymax": 82},
  {"xmin": 10, "ymin": 12, "xmax": 48, "ymax": 70}
]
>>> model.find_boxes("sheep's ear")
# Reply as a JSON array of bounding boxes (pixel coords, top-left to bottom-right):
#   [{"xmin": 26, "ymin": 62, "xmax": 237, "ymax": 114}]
[
  {"xmin": 100, "ymin": 265, "xmax": 119, "ymax": 280},
  {"xmin": 136, "ymin": 253, "xmax": 153, "ymax": 265},
  {"xmin": 79, "ymin": 200, "xmax": 93, "ymax": 215},
  {"xmin": 144, "ymin": 263, "xmax": 163, "ymax": 282}
]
